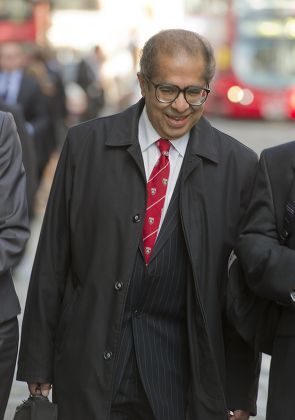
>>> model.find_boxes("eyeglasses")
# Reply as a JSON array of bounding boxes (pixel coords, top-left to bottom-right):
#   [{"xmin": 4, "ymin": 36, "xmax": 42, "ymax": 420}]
[{"xmin": 144, "ymin": 75, "xmax": 210, "ymax": 106}]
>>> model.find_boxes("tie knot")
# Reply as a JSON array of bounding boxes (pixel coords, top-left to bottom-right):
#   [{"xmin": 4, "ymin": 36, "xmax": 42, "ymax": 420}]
[{"xmin": 157, "ymin": 138, "xmax": 170, "ymax": 156}]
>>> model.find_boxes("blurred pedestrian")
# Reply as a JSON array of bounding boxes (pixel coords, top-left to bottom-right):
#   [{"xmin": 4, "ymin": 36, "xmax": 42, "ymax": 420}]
[
  {"xmin": 0, "ymin": 100, "xmax": 38, "ymax": 219},
  {"xmin": 0, "ymin": 111, "xmax": 30, "ymax": 420},
  {"xmin": 236, "ymin": 140, "xmax": 295, "ymax": 420},
  {"xmin": 76, "ymin": 44, "xmax": 105, "ymax": 120},
  {"xmin": 17, "ymin": 29, "xmax": 258, "ymax": 420},
  {"xmin": 26, "ymin": 45, "xmax": 67, "ymax": 152},
  {"xmin": 0, "ymin": 41, "xmax": 50, "ymax": 181}
]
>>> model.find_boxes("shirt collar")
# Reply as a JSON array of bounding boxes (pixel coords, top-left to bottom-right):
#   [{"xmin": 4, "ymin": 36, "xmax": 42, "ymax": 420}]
[{"xmin": 138, "ymin": 106, "xmax": 189, "ymax": 157}]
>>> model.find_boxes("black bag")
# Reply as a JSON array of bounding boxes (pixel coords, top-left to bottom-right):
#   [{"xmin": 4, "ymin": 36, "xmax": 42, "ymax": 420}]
[
  {"xmin": 13, "ymin": 395, "xmax": 58, "ymax": 420},
  {"xmin": 227, "ymin": 252, "xmax": 281, "ymax": 355}
]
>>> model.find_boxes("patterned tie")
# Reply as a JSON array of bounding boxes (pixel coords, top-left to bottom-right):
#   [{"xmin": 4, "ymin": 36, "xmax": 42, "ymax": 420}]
[{"xmin": 143, "ymin": 138, "xmax": 171, "ymax": 265}]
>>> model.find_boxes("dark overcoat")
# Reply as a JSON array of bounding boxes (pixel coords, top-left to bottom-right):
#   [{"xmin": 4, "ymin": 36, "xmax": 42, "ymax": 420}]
[
  {"xmin": 237, "ymin": 141, "xmax": 295, "ymax": 419},
  {"xmin": 18, "ymin": 99, "xmax": 259, "ymax": 420}
]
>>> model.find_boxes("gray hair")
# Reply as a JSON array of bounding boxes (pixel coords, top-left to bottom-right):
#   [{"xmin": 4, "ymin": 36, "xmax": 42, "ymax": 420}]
[{"xmin": 139, "ymin": 29, "xmax": 216, "ymax": 86}]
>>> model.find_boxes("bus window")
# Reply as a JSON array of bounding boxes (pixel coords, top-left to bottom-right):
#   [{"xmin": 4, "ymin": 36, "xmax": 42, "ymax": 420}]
[
  {"xmin": 51, "ymin": 0, "xmax": 100, "ymax": 10},
  {"xmin": 233, "ymin": 13, "xmax": 295, "ymax": 89},
  {"xmin": 184, "ymin": 0, "xmax": 228, "ymax": 15},
  {"xmin": 0, "ymin": 0, "xmax": 32, "ymax": 22}
]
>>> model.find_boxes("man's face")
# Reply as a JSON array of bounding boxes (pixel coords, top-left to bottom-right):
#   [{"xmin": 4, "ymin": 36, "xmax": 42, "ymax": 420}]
[
  {"xmin": 137, "ymin": 52, "xmax": 207, "ymax": 140},
  {"xmin": 0, "ymin": 43, "xmax": 24, "ymax": 72}
]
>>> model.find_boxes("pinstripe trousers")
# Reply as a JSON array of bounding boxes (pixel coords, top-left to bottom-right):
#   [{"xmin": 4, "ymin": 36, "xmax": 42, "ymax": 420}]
[{"xmin": 111, "ymin": 348, "xmax": 155, "ymax": 420}]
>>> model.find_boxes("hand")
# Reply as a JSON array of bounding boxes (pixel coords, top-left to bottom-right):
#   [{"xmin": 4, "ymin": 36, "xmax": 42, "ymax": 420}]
[
  {"xmin": 230, "ymin": 410, "xmax": 250, "ymax": 420},
  {"xmin": 28, "ymin": 382, "xmax": 52, "ymax": 397}
]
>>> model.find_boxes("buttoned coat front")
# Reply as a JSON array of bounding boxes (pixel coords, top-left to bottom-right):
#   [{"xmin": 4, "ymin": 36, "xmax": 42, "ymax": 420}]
[{"xmin": 18, "ymin": 99, "xmax": 259, "ymax": 420}]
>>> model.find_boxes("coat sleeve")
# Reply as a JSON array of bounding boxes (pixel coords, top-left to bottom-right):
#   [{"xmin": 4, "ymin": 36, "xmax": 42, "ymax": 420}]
[
  {"xmin": 236, "ymin": 151, "xmax": 295, "ymax": 305},
  {"xmin": 224, "ymin": 318, "xmax": 261, "ymax": 415},
  {"xmin": 17, "ymin": 132, "xmax": 74, "ymax": 383},
  {"xmin": 0, "ymin": 112, "xmax": 29, "ymax": 274},
  {"xmin": 224, "ymin": 149, "xmax": 260, "ymax": 415}
]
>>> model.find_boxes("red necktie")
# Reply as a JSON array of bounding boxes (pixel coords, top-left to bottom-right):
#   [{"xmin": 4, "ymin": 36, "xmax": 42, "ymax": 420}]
[{"xmin": 143, "ymin": 138, "xmax": 171, "ymax": 265}]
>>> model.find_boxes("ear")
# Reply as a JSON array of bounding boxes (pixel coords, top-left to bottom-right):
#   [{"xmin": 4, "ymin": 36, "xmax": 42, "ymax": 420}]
[{"xmin": 137, "ymin": 72, "xmax": 146, "ymax": 97}]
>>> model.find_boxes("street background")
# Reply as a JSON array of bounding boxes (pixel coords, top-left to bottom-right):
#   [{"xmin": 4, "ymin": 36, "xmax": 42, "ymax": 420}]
[{"xmin": 5, "ymin": 115, "xmax": 295, "ymax": 420}]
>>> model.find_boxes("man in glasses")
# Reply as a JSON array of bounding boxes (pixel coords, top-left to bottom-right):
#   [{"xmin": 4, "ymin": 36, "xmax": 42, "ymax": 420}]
[{"xmin": 17, "ymin": 29, "xmax": 259, "ymax": 420}]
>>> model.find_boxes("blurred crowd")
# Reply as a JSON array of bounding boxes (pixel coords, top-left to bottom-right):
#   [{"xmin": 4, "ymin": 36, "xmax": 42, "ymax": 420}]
[{"xmin": 0, "ymin": 40, "xmax": 130, "ymax": 220}]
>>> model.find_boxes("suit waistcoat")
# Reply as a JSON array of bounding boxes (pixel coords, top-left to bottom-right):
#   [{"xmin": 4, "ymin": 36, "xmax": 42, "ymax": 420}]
[{"xmin": 113, "ymin": 177, "xmax": 190, "ymax": 420}]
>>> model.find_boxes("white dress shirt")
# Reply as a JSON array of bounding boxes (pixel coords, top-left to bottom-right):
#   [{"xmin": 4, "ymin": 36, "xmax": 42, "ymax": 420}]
[
  {"xmin": 0, "ymin": 70, "xmax": 22, "ymax": 105},
  {"xmin": 138, "ymin": 106, "xmax": 189, "ymax": 232}
]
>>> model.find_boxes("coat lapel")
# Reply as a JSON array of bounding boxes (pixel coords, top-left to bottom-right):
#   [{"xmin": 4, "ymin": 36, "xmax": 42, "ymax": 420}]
[
  {"xmin": 182, "ymin": 116, "xmax": 219, "ymax": 182},
  {"xmin": 127, "ymin": 142, "xmax": 146, "ymax": 181},
  {"xmin": 105, "ymin": 98, "xmax": 146, "ymax": 180}
]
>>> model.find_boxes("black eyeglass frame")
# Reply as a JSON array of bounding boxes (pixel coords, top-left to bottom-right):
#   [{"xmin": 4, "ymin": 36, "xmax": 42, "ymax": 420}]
[{"xmin": 144, "ymin": 75, "xmax": 211, "ymax": 106}]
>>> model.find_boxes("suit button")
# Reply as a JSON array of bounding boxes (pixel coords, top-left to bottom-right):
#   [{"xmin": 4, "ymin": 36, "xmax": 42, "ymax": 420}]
[
  {"xmin": 103, "ymin": 351, "xmax": 113, "ymax": 360},
  {"xmin": 133, "ymin": 214, "xmax": 141, "ymax": 223},
  {"xmin": 114, "ymin": 281, "xmax": 123, "ymax": 291}
]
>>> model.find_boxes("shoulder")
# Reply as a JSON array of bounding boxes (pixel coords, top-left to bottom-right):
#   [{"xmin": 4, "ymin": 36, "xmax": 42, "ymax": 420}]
[
  {"xmin": 0, "ymin": 110, "xmax": 6, "ymax": 127},
  {"xmin": 0, "ymin": 110, "xmax": 9, "ymax": 123},
  {"xmin": 0, "ymin": 112, "xmax": 21, "ymax": 156},
  {"xmin": 0, "ymin": 111, "xmax": 16, "ymax": 133},
  {"xmin": 215, "ymin": 125, "xmax": 256, "ymax": 161},
  {"xmin": 258, "ymin": 141, "xmax": 295, "ymax": 189},
  {"xmin": 261, "ymin": 140, "xmax": 295, "ymax": 165},
  {"xmin": 66, "ymin": 101, "xmax": 142, "ymax": 148},
  {"xmin": 65, "ymin": 112, "xmax": 121, "ymax": 149},
  {"xmin": 21, "ymin": 72, "xmax": 43, "ymax": 92}
]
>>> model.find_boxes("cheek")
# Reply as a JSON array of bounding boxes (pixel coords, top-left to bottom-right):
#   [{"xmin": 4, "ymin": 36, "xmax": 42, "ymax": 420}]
[{"xmin": 191, "ymin": 107, "xmax": 204, "ymax": 122}]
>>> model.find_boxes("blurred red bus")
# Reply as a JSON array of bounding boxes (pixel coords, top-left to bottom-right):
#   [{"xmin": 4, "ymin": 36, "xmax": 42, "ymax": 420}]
[
  {"xmin": 0, "ymin": 0, "xmax": 36, "ymax": 42},
  {"xmin": 185, "ymin": 0, "xmax": 295, "ymax": 120},
  {"xmin": 0, "ymin": 0, "xmax": 50, "ymax": 45}
]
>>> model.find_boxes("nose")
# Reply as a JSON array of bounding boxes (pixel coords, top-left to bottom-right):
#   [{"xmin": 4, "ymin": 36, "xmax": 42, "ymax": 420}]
[{"xmin": 171, "ymin": 91, "xmax": 190, "ymax": 112}]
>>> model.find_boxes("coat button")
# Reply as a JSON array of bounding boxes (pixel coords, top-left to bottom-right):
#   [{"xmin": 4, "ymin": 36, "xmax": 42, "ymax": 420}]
[
  {"xmin": 114, "ymin": 281, "xmax": 123, "ymax": 291},
  {"xmin": 103, "ymin": 351, "xmax": 113, "ymax": 360},
  {"xmin": 133, "ymin": 214, "xmax": 141, "ymax": 223},
  {"xmin": 133, "ymin": 309, "xmax": 141, "ymax": 317}
]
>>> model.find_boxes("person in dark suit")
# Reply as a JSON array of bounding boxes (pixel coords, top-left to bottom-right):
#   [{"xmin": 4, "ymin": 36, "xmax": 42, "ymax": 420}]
[
  {"xmin": 26, "ymin": 46, "xmax": 67, "ymax": 153},
  {"xmin": 0, "ymin": 41, "xmax": 51, "ymax": 181},
  {"xmin": 236, "ymin": 140, "xmax": 295, "ymax": 420},
  {"xmin": 76, "ymin": 45, "xmax": 105, "ymax": 121},
  {"xmin": 0, "ymin": 111, "xmax": 30, "ymax": 419},
  {"xmin": 17, "ymin": 29, "xmax": 259, "ymax": 420},
  {"xmin": 0, "ymin": 100, "xmax": 38, "ymax": 219}
]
